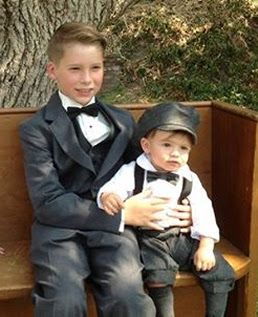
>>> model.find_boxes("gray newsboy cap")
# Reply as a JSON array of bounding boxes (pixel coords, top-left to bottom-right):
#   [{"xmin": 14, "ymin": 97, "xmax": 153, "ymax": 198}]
[{"xmin": 135, "ymin": 102, "xmax": 200, "ymax": 144}]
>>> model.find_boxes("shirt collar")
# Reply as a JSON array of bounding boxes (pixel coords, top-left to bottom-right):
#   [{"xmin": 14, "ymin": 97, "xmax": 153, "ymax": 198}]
[
  {"xmin": 58, "ymin": 91, "xmax": 96, "ymax": 111},
  {"xmin": 136, "ymin": 153, "xmax": 192, "ymax": 180}
]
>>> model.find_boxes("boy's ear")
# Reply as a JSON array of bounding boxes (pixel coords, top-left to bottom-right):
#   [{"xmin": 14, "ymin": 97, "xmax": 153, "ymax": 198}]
[
  {"xmin": 140, "ymin": 137, "xmax": 150, "ymax": 154},
  {"xmin": 46, "ymin": 61, "xmax": 57, "ymax": 80}
]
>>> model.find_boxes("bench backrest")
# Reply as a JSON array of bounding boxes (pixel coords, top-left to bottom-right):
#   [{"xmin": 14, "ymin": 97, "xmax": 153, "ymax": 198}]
[{"xmin": 0, "ymin": 109, "xmax": 35, "ymax": 242}]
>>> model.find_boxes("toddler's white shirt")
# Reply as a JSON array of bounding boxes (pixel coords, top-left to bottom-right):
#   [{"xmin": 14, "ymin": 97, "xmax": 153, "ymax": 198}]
[{"xmin": 97, "ymin": 153, "xmax": 220, "ymax": 242}]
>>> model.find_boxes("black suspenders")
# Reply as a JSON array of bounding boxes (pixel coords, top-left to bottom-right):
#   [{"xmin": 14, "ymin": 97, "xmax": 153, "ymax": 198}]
[
  {"xmin": 133, "ymin": 163, "xmax": 145, "ymax": 195},
  {"xmin": 178, "ymin": 177, "xmax": 193, "ymax": 202}
]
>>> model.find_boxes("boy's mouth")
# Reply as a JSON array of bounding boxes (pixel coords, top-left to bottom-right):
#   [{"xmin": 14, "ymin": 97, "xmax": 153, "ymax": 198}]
[{"xmin": 77, "ymin": 88, "xmax": 93, "ymax": 93}]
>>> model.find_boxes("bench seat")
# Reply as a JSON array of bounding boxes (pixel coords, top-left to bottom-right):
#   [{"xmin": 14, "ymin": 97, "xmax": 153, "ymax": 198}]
[{"xmin": 0, "ymin": 237, "xmax": 250, "ymax": 300}]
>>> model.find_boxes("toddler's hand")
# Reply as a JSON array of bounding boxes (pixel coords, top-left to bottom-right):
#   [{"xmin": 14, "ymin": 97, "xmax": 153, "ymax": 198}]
[
  {"xmin": 101, "ymin": 192, "xmax": 124, "ymax": 216},
  {"xmin": 194, "ymin": 246, "xmax": 216, "ymax": 271}
]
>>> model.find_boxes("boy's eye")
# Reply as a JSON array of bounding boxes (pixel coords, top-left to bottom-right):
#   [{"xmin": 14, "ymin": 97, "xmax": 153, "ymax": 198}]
[{"xmin": 92, "ymin": 65, "xmax": 102, "ymax": 70}]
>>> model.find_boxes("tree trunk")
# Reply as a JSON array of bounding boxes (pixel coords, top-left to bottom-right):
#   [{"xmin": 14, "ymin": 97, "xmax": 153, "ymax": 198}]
[{"xmin": 0, "ymin": 0, "xmax": 141, "ymax": 108}]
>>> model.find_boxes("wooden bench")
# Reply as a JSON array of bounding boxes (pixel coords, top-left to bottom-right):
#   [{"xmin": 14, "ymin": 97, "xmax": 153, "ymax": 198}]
[{"xmin": 0, "ymin": 101, "xmax": 257, "ymax": 316}]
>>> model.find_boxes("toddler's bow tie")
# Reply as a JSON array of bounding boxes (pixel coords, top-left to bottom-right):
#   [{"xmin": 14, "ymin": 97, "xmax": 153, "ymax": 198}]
[
  {"xmin": 67, "ymin": 103, "xmax": 100, "ymax": 119},
  {"xmin": 147, "ymin": 171, "xmax": 179, "ymax": 185}
]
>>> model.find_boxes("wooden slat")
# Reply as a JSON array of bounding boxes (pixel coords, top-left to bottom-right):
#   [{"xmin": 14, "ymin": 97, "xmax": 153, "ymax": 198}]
[{"xmin": 211, "ymin": 101, "xmax": 258, "ymax": 317}]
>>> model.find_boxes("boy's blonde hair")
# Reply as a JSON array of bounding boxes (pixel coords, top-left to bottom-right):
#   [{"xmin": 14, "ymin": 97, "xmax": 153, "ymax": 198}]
[{"xmin": 47, "ymin": 22, "xmax": 107, "ymax": 64}]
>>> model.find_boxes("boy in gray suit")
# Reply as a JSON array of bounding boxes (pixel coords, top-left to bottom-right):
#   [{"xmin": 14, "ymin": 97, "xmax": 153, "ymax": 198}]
[{"xmin": 19, "ymin": 22, "xmax": 192, "ymax": 317}]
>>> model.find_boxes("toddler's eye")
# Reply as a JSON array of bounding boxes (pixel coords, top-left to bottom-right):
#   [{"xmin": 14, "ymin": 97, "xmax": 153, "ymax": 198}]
[{"xmin": 181, "ymin": 146, "xmax": 190, "ymax": 151}]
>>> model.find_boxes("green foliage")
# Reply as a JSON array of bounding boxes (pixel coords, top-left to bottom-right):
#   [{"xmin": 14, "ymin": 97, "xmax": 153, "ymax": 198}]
[{"xmin": 104, "ymin": 0, "xmax": 258, "ymax": 111}]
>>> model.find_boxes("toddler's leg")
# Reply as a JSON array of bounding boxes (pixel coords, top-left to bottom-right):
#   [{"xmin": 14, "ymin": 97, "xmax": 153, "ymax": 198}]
[
  {"xmin": 193, "ymin": 251, "xmax": 235, "ymax": 317},
  {"xmin": 137, "ymin": 230, "xmax": 180, "ymax": 317},
  {"xmin": 148, "ymin": 285, "xmax": 174, "ymax": 317},
  {"xmin": 204, "ymin": 292, "xmax": 229, "ymax": 317}
]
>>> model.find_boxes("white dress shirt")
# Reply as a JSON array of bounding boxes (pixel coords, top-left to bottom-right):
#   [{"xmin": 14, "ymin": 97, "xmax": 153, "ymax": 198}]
[
  {"xmin": 59, "ymin": 91, "xmax": 111, "ymax": 146},
  {"xmin": 98, "ymin": 153, "xmax": 220, "ymax": 242}
]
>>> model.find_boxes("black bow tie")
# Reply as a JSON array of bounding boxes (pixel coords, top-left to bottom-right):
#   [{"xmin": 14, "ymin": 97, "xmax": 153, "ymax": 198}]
[
  {"xmin": 67, "ymin": 103, "xmax": 100, "ymax": 119},
  {"xmin": 147, "ymin": 171, "xmax": 179, "ymax": 185}
]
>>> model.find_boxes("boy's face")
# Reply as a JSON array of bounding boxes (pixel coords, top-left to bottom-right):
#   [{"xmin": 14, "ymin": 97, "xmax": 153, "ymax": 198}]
[
  {"xmin": 47, "ymin": 42, "xmax": 104, "ymax": 105},
  {"xmin": 141, "ymin": 130, "xmax": 192, "ymax": 172}
]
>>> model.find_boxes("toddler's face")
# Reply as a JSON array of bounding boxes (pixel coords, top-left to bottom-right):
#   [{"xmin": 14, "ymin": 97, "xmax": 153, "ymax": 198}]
[
  {"xmin": 47, "ymin": 42, "xmax": 104, "ymax": 105},
  {"xmin": 141, "ymin": 130, "xmax": 192, "ymax": 172}
]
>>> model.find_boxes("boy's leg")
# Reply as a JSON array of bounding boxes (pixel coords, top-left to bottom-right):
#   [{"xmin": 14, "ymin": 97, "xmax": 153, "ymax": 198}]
[
  {"xmin": 30, "ymin": 225, "xmax": 90, "ymax": 317},
  {"xmin": 87, "ymin": 227, "xmax": 156, "ymax": 317},
  {"xmin": 193, "ymin": 250, "xmax": 235, "ymax": 317}
]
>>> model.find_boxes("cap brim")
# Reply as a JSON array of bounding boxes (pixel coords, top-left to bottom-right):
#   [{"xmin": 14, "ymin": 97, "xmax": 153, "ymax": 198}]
[{"xmin": 157, "ymin": 124, "xmax": 197, "ymax": 144}]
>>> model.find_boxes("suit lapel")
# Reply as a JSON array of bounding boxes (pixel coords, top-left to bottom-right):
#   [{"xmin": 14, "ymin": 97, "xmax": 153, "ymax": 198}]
[
  {"xmin": 45, "ymin": 93, "xmax": 95, "ymax": 173},
  {"xmin": 95, "ymin": 101, "xmax": 133, "ymax": 180}
]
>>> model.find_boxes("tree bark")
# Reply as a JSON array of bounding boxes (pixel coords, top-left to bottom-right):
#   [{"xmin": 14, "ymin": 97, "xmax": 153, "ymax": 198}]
[{"xmin": 0, "ymin": 0, "xmax": 141, "ymax": 108}]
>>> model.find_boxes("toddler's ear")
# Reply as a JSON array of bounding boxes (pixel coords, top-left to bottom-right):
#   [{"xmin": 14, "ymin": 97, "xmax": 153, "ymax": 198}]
[{"xmin": 140, "ymin": 137, "xmax": 150, "ymax": 154}]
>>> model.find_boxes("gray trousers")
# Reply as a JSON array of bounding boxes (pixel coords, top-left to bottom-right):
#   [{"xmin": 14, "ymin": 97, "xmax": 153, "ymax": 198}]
[
  {"xmin": 137, "ymin": 228, "xmax": 235, "ymax": 292},
  {"xmin": 137, "ymin": 228, "xmax": 235, "ymax": 317},
  {"xmin": 30, "ymin": 223, "xmax": 155, "ymax": 317}
]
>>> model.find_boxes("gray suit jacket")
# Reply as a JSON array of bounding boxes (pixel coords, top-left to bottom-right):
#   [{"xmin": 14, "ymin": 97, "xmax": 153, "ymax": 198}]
[{"xmin": 19, "ymin": 92, "xmax": 135, "ymax": 240}]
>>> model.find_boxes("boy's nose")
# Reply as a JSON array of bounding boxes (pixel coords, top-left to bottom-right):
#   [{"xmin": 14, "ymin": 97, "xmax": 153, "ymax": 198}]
[{"xmin": 80, "ymin": 71, "xmax": 91, "ymax": 84}]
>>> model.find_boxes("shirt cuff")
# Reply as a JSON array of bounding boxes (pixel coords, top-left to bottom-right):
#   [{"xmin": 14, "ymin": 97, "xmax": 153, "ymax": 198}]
[{"xmin": 119, "ymin": 209, "xmax": 125, "ymax": 232}]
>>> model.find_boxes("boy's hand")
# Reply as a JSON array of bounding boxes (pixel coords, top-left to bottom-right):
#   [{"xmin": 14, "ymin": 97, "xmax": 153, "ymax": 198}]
[
  {"xmin": 101, "ymin": 192, "xmax": 124, "ymax": 216},
  {"xmin": 170, "ymin": 199, "xmax": 192, "ymax": 233},
  {"xmin": 0, "ymin": 247, "xmax": 5, "ymax": 255},
  {"xmin": 123, "ymin": 189, "xmax": 170, "ymax": 230},
  {"xmin": 194, "ymin": 237, "xmax": 216, "ymax": 271}
]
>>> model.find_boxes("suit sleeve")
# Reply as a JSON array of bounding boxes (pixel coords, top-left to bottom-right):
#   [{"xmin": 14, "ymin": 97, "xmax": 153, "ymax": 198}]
[{"xmin": 19, "ymin": 120, "xmax": 122, "ymax": 233}]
